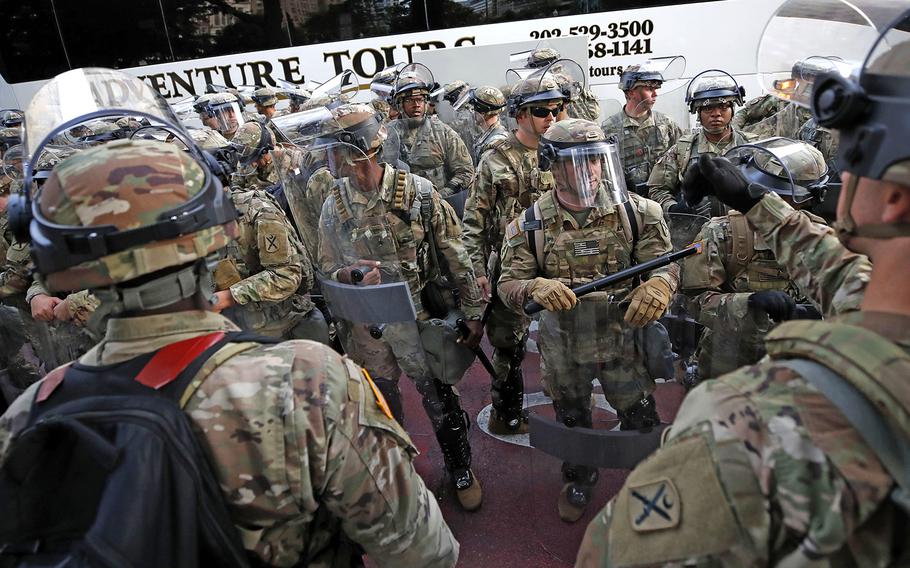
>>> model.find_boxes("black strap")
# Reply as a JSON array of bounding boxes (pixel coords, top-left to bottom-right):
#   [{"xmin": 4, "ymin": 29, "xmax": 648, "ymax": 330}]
[
  {"xmin": 623, "ymin": 199, "xmax": 639, "ymax": 253},
  {"xmin": 524, "ymin": 206, "xmax": 540, "ymax": 269}
]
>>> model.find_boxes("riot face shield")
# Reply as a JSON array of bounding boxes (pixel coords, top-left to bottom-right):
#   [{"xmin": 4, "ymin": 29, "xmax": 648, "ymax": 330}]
[
  {"xmin": 310, "ymin": 70, "xmax": 360, "ymax": 105},
  {"xmin": 724, "ymin": 137, "xmax": 829, "ymax": 205},
  {"xmin": 12, "ymin": 67, "xmax": 235, "ymax": 270},
  {"xmin": 370, "ymin": 63, "xmax": 406, "ymax": 104},
  {"xmin": 2, "ymin": 144, "xmax": 23, "ymax": 181},
  {"xmin": 543, "ymin": 142, "xmax": 630, "ymax": 210},
  {"xmin": 686, "ymin": 70, "xmax": 746, "ymax": 114}
]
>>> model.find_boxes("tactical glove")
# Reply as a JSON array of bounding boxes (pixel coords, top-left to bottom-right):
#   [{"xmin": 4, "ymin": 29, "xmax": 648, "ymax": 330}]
[
  {"xmin": 748, "ymin": 290, "xmax": 796, "ymax": 323},
  {"xmin": 529, "ymin": 277, "xmax": 577, "ymax": 312},
  {"xmin": 624, "ymin": 277, "xmax": 673, "ymax": 328},
  {"xmin": 667, "ymin": 201, "xmax": 693, "ymax": 214},
  {"xmin": 698, "ymin": 156, "xmax": 768, "ymax": 213},
  {"xmin": 681, "ymin": 162, "xmax": 708, "ymax": 207}
]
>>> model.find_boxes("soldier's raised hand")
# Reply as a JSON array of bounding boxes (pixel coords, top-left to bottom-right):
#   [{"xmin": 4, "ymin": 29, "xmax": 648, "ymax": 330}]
[
  {"xmin": 624, "ymin": 277, "xmax": 672, "ymax": 327},
  {"xmin": 748, "ymin": 290, "xmax": 796, "ymax": 323},
  {"xmin": 698, "ymin": 156, "xmax": 769, "ymax": 213},
  {"xmin": 529, "ymin": 277, "xmax": 577, "ymax": 311}
]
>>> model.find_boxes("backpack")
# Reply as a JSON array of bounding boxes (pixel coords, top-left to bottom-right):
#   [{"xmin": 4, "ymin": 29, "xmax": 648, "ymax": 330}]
[{"xmin": 0, "ymin": 330, "xmax": 278, "ymax": 568}]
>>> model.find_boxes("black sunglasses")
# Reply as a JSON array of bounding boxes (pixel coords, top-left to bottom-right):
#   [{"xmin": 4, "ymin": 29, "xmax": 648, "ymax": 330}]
[{"xmin": 529, "ymin": 105, "xmax": 563, "ymax": 118}]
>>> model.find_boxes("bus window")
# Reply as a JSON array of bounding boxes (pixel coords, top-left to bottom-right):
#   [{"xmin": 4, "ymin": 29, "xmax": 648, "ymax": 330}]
[{"xmin": 0, "ymin": 0, "xmax": 69, "ymax": 84}]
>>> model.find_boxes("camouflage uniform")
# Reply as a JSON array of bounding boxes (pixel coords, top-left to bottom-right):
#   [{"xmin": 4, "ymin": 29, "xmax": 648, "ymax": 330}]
[
  {"xmin": 471, "ymin": 121, "xmax": 508, "ymax": 164},
  {"xmin": 681, "ymin": 209, "xmax": 823, "ymax": 378},
  {"xmin": 285, "ymin": 163, "xmax": 334, "ymax": 269},
  {"xmin": 393, "ymin": 116, "xmax": 475, "ymax": 197},
  {"xmin": 646, "ymin": 129, "xmax": 757, "ymax": 214},
  {"xmin": 601, "ymin": 110, "xmax": 683, "ymax": 196},
  {"xmin": 219, "ymin": 185, "xmax": 327, "ymax": 344},
  {"xmin": 731, "ymin": 93, "xmax": 786, "ymax": 131},
  {"xmin": 0, "ymin": 310, "xmax": 460, "ymax": 567},
  {"xmin": 463, "ymin": 132, "xmax": 555, "ymax": 429},
  {"xmin": 0, "ymin": 124, "xmax": 458, "ymax": 566}
]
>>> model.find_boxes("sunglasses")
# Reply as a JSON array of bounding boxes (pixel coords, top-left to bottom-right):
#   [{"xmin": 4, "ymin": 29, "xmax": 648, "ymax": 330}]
[{"xmin": 529, "ymin": 105, "xmax": 563, "ymax": 118}]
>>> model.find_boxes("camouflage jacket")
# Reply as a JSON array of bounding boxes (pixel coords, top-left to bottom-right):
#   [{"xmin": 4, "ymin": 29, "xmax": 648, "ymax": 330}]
[
  {"xmin": 393, "ymin": 116, "xmax": 475, "ymax": 197},
  {"xmin": 318, "ymin": 163, "xmax": 484, "ymax": 319},
  {"xmin": 472, "ymin": 122, "xmax": 508, "ymax": 165},
  {"xmin": 646, "ymin": 128, "xmax": 757, "ymax": 213},
  {"xmin": 567, "ymin": 88, "xmax": 602, "ymax": 123},
  {"xmin": 742, "ymin": 192, "xmax": 869, "ymax": 317},
  {"xmin": 601, "ymin": 109, "xmax": 683, "ymax": 194},
  {"xmin": 497, "ymin": 191, "xmax": 678, "ymax": 313},
  {"xmin": 0, "ymin": 235, "xmax": 32, "ymax": 299},
  {"xmin": 742, "ymin": 101, "xmax": 813, "ymax": 140},
  {"xmin": 25, "ymin": 278, "xmax": 100, "ymax": 327},
  {"xmin": 0, "ymin": 310, "xmax": 459, "ymax": 567},
  {"xmin": 577, "ymin": 310, "xmax": 910, "ymax": 567},
  {"xmin": 221, "ymin": 187, "xmax": 311, "ymax": 311},
  {"xmin": 463, "ymin": 132, "xmax": 555, "ymax": 277},
  {"xmin": 731, "ymin": 93, "xmax": 786, "ymax": 131}
]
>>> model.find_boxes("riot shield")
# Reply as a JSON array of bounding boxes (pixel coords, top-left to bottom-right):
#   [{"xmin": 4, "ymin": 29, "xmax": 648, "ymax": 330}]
[
  {"xmin": 310, "ymin": 70, "xmax": 360, "ymax": 104},
  {"xmin": 723, "ymin": 137, "xmax": 829, "ymax": 206},
  {"xmin": 667, "ymin": 212, "xmax": 710, "ymax": 251},
  {"xmin": 1, "ymin": 144, "xmax": 23, "ymax": 181}
]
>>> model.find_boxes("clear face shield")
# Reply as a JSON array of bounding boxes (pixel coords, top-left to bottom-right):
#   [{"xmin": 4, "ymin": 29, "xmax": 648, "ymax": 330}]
[
  {"xmin": 724, "ymin": 137, "xmax": 829, "ymax": 205},
  {"xmin": 209, "ymin": 101, "xmax": 245, "ymax": 137},
  {"xmin": 311, "ymin": 70, "xmax": 361, "ymax": 105},
  {"xmin": 549, "ymin": 142, "xmax": 629, "ymax": 209},
  {"xmin": 11, "ymin": 67, "xmax": 231, "ymax": 245},
  {"xmin": 627, "ymin": 56, "xmax": 687, "ymax": 117},
  {"xmin": 393, "ymin": 63, "xmax": 435, "ymax": 119},
  {"xmin": 2, "ymin": 145, "xmax": 24, "ymax": 180}
]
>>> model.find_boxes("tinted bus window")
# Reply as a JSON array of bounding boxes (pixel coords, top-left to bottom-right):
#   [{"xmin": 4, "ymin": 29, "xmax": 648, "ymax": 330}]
[{"xmin": 0, "ymin": 0, "xmax": 69, "ymax": 83}]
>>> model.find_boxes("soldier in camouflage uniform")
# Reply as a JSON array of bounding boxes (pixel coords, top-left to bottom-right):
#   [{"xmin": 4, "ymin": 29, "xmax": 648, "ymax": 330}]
[
  {"xmin": 316, "ymin": 103, "xmax": 487, "ymax": 511},
  {"xmin": 601, "ymin": 63, "xmax": 684, "ymax": 197},
  {"xmin": 216, "ymin": 123, "xmax": 328, "ymax": 344},
  {"xmin": 251, "ymin": 86, "xmax": 280, "ymax": 120},
  {"xmin": 194, "ymin": 92, "xmax": 244, "ymax": 140},
  {"xmin": 732, "ymin": 93, "xmax": 786, "ymax": 131},
  {"xmin": 464, "ymin": 86, "xmax": 509, "ymax": 164},
  {"xmin": 498, "ymin": 119, "xmax": 678, "ymax": 521},
  {"xmin": 527, "ymin": 48, "xmax": 600, "ymax": 122},
  {"xmin": 681, "ymin": 140, "xmax": 830, "ymax": 379},
  {"xmin": 0, "ymin": 135, "xmax": 458, "ymax": 566},
  {"xmin": 647, "ymin": 71, "xmax": 757, "ymax": 216},
  {"xmin": 462, "ymin": 75, "xmax": 566, "ymax": 434},
  {"xmin": 577, "ymin": 9, "xmax": 910, "ymax": 564},
  {"xmin": 389, "ymin": 65, "xmax": 475, "ymax": 198}
]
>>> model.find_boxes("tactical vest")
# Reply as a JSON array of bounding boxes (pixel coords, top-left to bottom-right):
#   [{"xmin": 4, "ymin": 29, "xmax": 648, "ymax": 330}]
[
  {"xmin": 604, "ymin": 112, "xmax": 677, "ymax": 189},
  {"xmin": 485, "ymin": 138, "xmax": 554, "ymax": 248},
  {"xmin": 723, "ymin": 211, "xmax": 793, "ymax": 293},
  {"xmin": 329, "ymin": 170, "xmax": 433, "ymax": 295},
  {"xmin": 400, "ymin": 118, "xmax": 447, "ymax": 189},
  {"xmin": 675, "ymin": 129, "xmax": 753, "ymax": 180}
]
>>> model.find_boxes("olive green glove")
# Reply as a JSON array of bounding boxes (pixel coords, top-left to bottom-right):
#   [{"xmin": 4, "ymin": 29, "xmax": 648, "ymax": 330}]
[
  {"xmin": 529, "ymin": 277, "xmax": 578, "ymax": 312},
  {"xmin": 624, "ymin": 277, "xmax": 673, "ymax": 327}
]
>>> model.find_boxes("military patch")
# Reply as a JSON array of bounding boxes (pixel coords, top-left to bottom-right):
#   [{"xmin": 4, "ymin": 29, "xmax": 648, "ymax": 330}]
[
  {"xmin": 361, "ymin": 368, "xmax": 393, "ymax": 420},
  {"xmin": 521, "ymin": 219, "xmax": 542, "ymax": 231},
  {"xmin": 265, "ymin": 235, "xmax": 280, "ymax": 253},
  {"xmin": 572, "ymin": 239, "xmax": 600, "ymax": 256},
  {"xmin": 505, "ymin": 219, "xmax": 524, "ymax": 241},
  {"xmin": 627, "ymin": 478, "xmax": 680, "ymax": 532}
]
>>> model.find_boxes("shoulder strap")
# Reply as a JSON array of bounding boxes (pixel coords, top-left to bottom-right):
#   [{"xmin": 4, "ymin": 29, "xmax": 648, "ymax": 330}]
[
  {"xmin": 412, "ymin": 176, "xmax": 443, "ymax": 277},
  {"xmin": 523, "ymin": 202, "xmax": 546, "ymax": 272},
  {"xmin": 727, "ymin": 212, "xmax": 754, "ymax": 280},
  {"xmin": 677, "ymin": 134, "xmax": 696, "ymax": 169},
  {"xmin": 776, "ymin": 358, "xmax": 910, "ymax": 515},
  {"xmin": 619, "ymin": 200, "xmax": 641, "ymax": 254},
  {"xmin": 492, "ymin": 141, "xmax": 525, "ymax": 195}
]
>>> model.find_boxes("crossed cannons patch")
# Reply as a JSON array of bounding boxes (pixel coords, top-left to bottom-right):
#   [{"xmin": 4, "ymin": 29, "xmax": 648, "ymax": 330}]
[{"xmin": 628, "ymin": 478, "xmax": 680, "ymax": 532}]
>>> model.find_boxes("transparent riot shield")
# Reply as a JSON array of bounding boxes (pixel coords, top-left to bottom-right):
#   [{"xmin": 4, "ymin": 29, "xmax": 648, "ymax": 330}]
[
  {"xmin": 1, "ymin": 144, "xmax": 23, "ymax": 181},
  {"xmin": 310, "ymin": 70, "xmax": 360, "ymax": 105},
  {"xmin": 723, "ymin": 137, "xmax": 830, "ymax": 206}
]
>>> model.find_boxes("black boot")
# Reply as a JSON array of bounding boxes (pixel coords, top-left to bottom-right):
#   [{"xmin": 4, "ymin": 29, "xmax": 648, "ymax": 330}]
[
  {"xmin": 559, "ymin": 463, "xmax": 599, "ymax": 522},
  {"xmin": 489, "ymin": 345, "xmax": 528, "ymax": 434},
  {"xmin": 416, "ymin": 378, "xmax": 482, "ymax": 511},
  {"xmin": 617, "ymin": 395, "xmax": 661, "ymax": 432},
  {"xmin": 371, "ymin": 376, "xmax": 404, "ymax": 425}
]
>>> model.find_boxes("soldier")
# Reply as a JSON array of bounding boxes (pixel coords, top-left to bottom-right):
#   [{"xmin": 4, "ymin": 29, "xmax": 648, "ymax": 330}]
[
  {"xmin": 194, "ymin": 92, "xmax": 244, "ymax": 140},
  {"xmin": 0, "ymin": 134, "xmax": 458, "ymax": 566},
  {"xmin": 601, "ymin": 61, "xmax": 685, "ymax": 197},
  {"xmin": 647, "ymin": 70, "xmax": 756, "ymax": 216},
  {"xmin": 527, "ymin": 48, "xmax": 600, "ymax": 122},
  {"xmin": 731, "ymin": 93, "xmax": 785, "ymax": 131},
  {"xmin": 465, "ymin": 86, "xmax": 509, "ymax": 164},
  {"xmin": 577, "ymin": 5, "xmax": 910, "ymax": 565},
  {"xmin": 462, "ymin": 75, "xmax": 566, "ymax": 434},
  {"xmin": 315, "ymin": 103, "xmax": 486, "ymax": 510},
  {"xmin": 389, "ymin": 64, "xmax": 475, "ymax": 198},
  {"xmin": 498, "ymin": 119, "xmax": 678, "ymax": 521},
  {"xmin": 680, "ymin": 139, "xmax": 830, "ymax": 380},
  {"xmin": 251, "ymin": 86, "xmax": 280, "ymax": 119},
  {"xmin": 216, "ymin": 123, "xmax": 328, "ymax": 344}
]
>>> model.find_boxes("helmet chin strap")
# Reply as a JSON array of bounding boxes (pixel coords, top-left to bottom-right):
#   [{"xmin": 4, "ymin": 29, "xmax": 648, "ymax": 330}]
[{"xmin": 834, "ymin": 174, "xmax": 910, "ymax": 243}]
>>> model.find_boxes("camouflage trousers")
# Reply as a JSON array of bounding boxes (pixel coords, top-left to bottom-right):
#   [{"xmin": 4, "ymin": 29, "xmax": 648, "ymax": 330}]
[
  {"xmin": 225, "ymin": 295, "xmax": 329, "ymax": 345},
  {"xmin": 339, "ymin": 319, "xmax": 432, "ymax": 383},
  {"xmin": 485, "ymin": 298, "xmax": 531, "ymax": 401}
]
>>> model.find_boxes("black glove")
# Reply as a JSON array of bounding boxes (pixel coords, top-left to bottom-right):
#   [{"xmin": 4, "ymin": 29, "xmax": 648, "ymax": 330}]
[
  {"xmin": 681, "ymin": 162, "xmax": 709, "ymax": 207},
  {"xmin": 748, "ymin": 290, "xmax": 796, "ymax": 323},
  {"xmin": 699, "ymin": 156, "xmax": 769, "ymax": 213},
  {"xmin": 667, "ymin": 201, "xmax": 693, "ymax": 214}
]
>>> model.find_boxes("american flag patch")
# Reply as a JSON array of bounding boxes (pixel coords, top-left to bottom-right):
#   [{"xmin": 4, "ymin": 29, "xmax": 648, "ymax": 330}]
[{"xmin": 572, "ymin": 240, "xmax": 600, "ymax": 256}]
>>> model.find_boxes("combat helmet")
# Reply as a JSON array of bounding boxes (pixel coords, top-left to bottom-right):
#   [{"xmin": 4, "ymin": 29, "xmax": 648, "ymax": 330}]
[
  {"xmin": 251, "ymin": 86, "xmax": 278, "ymax": 108},
  {"xmin": 230, "ymin": 121, "xmax": 274, "ymax": 168},
  {"xmin": 538, "ymin": 118, "xmax": 628, "ymax": 208},
  {"xmin": 507, "ymin": 75, "xmax": 568, "ymax": 118},
  {"xmin": 685, "ymin": 70, "xmax": 745, "ymax": 113},
  {"xmin": 725, "ymin": 137, "xmax": 828, "ymax": 203},
  {"xmin": 32, "ymin": 140, "xmax": 238, "ymax": 305},
  {"xmin": 527, "ymin": 47, "xmax": 560, "ymax": 68},
  {"xmin": 392, "ymin": 63, "xmax": 434, "ymax": 103},
  {"xmin": 0, "ymin": 110, "xmax": 23, "ymax": 128},
  {"xmin": 469, "ymin": 86, "xmax": 506, "ymax": 115},
  {"xmin": 619, "ymin": 64, "xmax": 664, "ymax": 92}
]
